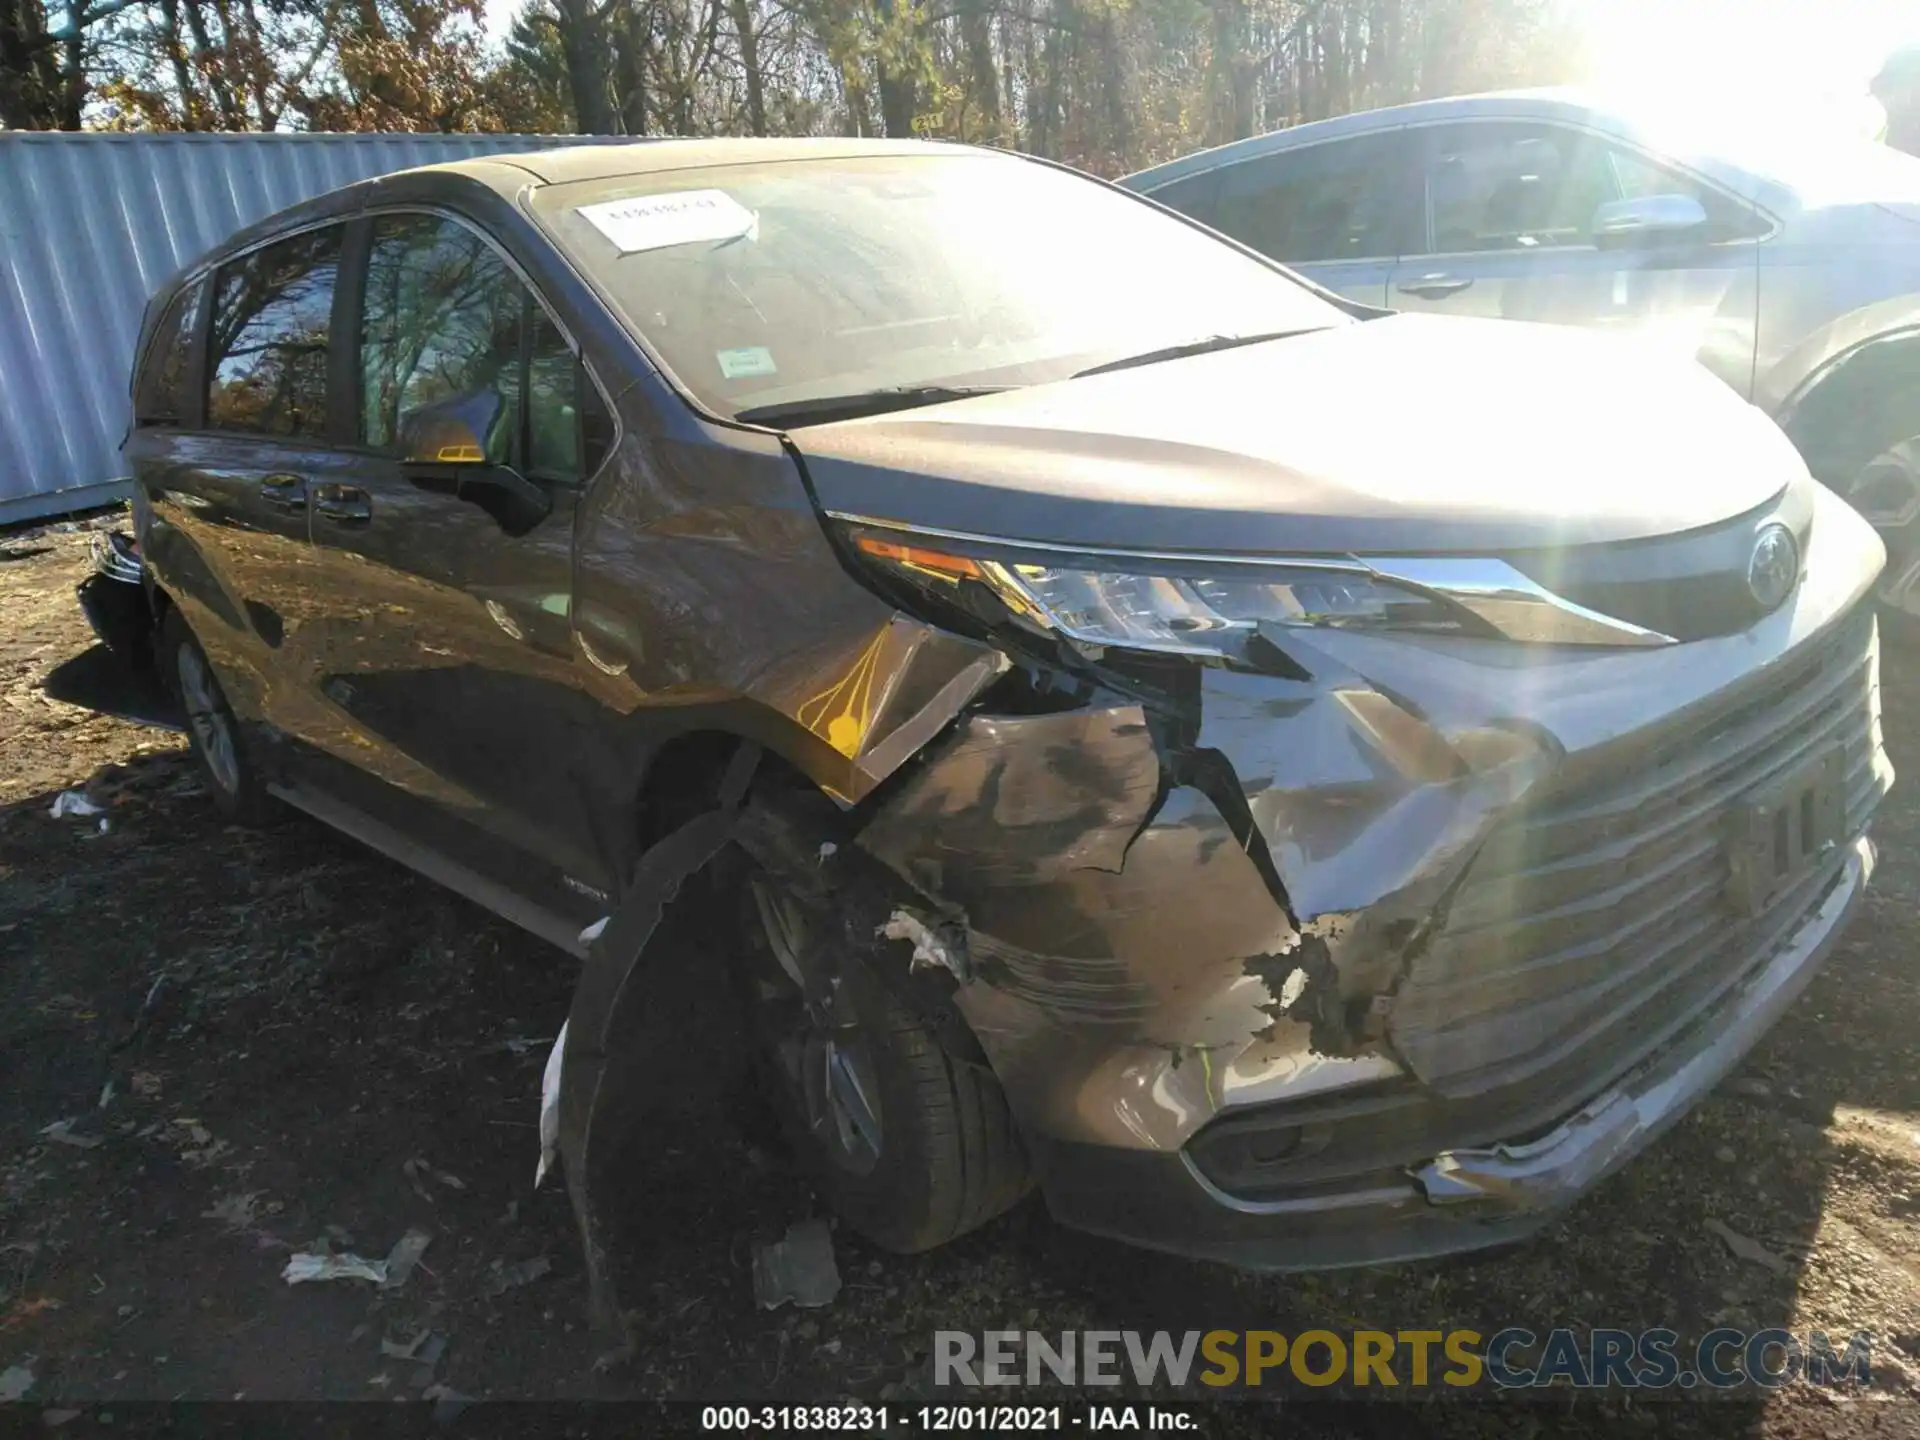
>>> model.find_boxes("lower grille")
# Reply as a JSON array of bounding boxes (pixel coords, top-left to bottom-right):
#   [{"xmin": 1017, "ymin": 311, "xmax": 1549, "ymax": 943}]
[{"xmin": 1188, "ymin": 606, "xmax": 1887, "ymax": 1201}]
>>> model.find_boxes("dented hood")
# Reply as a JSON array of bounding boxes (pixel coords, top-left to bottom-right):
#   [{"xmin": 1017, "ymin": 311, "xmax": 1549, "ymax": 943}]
[{"xmin": 793, "ymin": 313, "xmax": 1803, "ymax": 555}]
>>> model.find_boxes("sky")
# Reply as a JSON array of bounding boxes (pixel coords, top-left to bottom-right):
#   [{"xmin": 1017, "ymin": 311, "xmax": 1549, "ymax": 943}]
[
  {"xmin": 1561, "ymin": 0, "xmax": 1920, "ymax": 136},
  {"xmin": 476, "ymin": 0, "xmax": 1920, "ymax": 137}
]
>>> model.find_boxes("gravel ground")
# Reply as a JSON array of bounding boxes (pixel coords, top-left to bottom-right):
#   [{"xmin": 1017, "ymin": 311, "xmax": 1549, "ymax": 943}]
[{"xmin": 4, "ymin": 518, "xmax": 1920, "ymax": 1436}]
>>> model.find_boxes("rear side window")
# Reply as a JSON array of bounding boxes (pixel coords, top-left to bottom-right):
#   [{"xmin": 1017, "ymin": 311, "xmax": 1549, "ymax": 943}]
[
  {"xmin": 207, "ymin": 227, "xmax": 344, "ymax": 438},
  {"xmin": 134, "ymin": 277, "xmax": 206, "ymax": 427},
  {"xmin": 1213, "ymin": 133, "xmax": 1415, "ymax": 263}
]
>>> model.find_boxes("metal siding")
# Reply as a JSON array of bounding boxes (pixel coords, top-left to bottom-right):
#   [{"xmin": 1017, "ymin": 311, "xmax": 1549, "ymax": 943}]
[{"xmin": 0, "ymin": 132, "xmax": 613, "ymax": 523}]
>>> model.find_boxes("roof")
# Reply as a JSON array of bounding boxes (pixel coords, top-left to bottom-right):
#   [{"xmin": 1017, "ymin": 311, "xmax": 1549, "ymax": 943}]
[
  {"xmin": 1122, "ymin": 88, "xmax": 1619, "ymax": 190},
  {"xmin": 431, "ymin": 135, "xmax": 993, "ymax": 188}
]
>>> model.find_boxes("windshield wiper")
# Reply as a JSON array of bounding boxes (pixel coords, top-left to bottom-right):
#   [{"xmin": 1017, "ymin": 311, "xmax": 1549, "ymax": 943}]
[
  {"xmin": 1071, "ymin": 329, "xmax": 1323, "ymax": 379},
  {"xmin": 734, "ymin": 385, "xmax": 1012, "ymax": 429}
]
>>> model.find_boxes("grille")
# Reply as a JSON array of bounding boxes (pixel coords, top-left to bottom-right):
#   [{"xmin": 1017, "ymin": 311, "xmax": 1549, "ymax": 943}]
[
  {"xmin": 1188, "ymin": 606, "xmax": 1886, "ymax": 1200},
  {"xmin": 1390, "ymin": 606, "xmax": 1884, "ymax": 1097}
]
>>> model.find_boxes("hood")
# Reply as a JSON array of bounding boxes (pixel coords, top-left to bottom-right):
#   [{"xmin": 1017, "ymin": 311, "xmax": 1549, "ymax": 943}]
[{"xmin": 792, "ymin": 313, "xmax": 1806, "ymax": 555}]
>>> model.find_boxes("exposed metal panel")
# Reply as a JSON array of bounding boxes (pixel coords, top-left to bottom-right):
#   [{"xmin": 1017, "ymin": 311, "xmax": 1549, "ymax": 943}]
[{"xmin": 0, "ymin": 132, "xmax": 617, "ymax": 524}]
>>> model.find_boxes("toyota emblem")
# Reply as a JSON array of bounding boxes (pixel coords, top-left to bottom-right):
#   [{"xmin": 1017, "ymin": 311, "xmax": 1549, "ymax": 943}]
[{"xmin": 1747, "ymin": 523, "xmax": 1800, "ymax": 613}]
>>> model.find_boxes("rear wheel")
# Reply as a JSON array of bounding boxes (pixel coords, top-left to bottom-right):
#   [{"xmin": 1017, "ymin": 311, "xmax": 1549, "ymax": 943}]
[
  {"xmin": 734, "ymin": 866, "xmax": 1030, "ymax": 1252},
  {"xmin": 161, "ymin": 610, "xmax": 277, "ymax": 826}
]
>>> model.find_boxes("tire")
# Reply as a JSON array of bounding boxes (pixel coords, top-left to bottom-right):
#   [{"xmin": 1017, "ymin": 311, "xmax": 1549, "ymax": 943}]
[
  {"xmin": 1838, "ymin": 435, "xmax": 1920, "ymax": 644},
  {"xmin": 161, "ymin": 608, "xmax": 278, "ymax": 826},
  {"xmin": 732, "ymin": 865, "xmax": 1031, "ymax": 1253}
]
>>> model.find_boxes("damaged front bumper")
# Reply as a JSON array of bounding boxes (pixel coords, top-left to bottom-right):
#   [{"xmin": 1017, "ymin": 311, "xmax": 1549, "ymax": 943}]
[
  {"xmin": 1028, "ymin": 836, "xmax": 1868, "ymax": 1270},
  {"xmin": 853, "ymin": 484, "xmax": 1891, "ymax": 1268}
]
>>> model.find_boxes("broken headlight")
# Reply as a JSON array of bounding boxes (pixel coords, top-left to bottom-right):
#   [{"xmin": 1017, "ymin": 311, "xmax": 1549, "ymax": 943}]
[{"xmin": 843, "ymin": 525, "xmax": 1482, "ymax": 661}]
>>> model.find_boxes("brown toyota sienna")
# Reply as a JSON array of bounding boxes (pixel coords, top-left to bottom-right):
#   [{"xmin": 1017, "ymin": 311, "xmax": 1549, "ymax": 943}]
[{"xmin": 114, "ymin": 139, "xmax": 1890, "ymax": 1295}]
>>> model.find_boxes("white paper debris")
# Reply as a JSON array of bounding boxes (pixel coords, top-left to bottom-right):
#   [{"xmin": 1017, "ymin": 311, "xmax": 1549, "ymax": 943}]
[
  {"xmin": 283, "ymin": 1251, "xmax": 388, "ymax": 1285},
  {"xmin": 881, "ymin": 910, "xmax": 969, "ymax": 982},
  {"xmin": 577, "ymin": 190, "xmax": 756, "ymax": 255},
  {"xmin": 0, "ymin": 1364, "xmax": 33, "ymax": 1401},
  {"xmin": 48, "ymin": 790, "xmax": 104, "ymax": 819},
  {"xmin": 536, "ymin": 1021, "xmax": 568, "ymax": 1188},
  {"xmin": 579, "ymin": 916, "xmax": 609, "ymax": 945}
]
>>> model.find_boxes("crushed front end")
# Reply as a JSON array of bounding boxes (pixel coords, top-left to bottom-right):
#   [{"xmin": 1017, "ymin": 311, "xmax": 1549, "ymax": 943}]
[{"xmin": 847, "ymin": 483, "xmax": 1892, "ymax": 1269}]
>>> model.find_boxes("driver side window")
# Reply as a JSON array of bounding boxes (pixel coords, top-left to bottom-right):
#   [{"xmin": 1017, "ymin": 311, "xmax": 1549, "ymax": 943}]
[{"xmin": 360, "ymin": 214, "xmax": 591, "ymax": 479}]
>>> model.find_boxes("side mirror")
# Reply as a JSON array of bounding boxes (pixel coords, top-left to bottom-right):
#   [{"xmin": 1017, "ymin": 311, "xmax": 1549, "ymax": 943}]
[
  {"xmin": 398, "ymin": 389, "xmax": 504, "ymax": 466},
  {"xmin": 1591, "ymin": 194, "xmax": 1710, "ymax": 248}
]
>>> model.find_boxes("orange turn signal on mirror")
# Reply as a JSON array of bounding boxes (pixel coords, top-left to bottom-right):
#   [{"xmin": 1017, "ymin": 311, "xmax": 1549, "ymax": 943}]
[{"xmin": 853, "ymin": 533, "xmax": 983, "ymax": 580}]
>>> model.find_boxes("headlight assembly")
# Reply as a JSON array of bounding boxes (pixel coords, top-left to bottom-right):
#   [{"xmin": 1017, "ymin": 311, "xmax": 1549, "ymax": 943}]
[{"xmin": 844, "ymin": 526, "xmax": 1482, "ymax": 662}]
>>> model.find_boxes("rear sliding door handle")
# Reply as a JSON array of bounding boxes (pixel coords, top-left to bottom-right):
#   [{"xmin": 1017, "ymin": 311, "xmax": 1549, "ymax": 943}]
[
  {"xmin": 312, "ymin": 483, "xmax": 373, "ymax": 526},
  {"xmin": 1397, "ymin": 273, "xmax": 1475, "ymax": 298},
  {"xmin": 258, "ymin": 474, "xmax": 308, "ymax": 512}
]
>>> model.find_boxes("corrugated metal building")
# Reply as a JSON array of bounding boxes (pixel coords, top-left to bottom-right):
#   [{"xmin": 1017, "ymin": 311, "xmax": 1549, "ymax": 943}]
[{"xmin": 0, "ymin": 131, "xmax": 621, "ymax": 524}]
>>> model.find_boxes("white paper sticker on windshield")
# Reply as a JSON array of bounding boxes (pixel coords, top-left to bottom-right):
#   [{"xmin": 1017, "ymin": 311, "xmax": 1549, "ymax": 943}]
[
  {"xmin": 717, "ymin": 346, "xmax": 777, "ymax": 379},
  {"xmin": 576, "ymin": 190, "xmax": 757, "ymax": 254}
]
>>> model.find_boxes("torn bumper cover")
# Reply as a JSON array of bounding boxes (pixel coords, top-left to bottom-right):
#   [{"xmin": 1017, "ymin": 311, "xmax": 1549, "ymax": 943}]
[
  {"xmin": 1030, "ymin": 837, "xmax": 1869, "ymax": 1270},
  {"xmin": 855, "ymin": 486, "xmax": 1891, "ymax": 1269}
]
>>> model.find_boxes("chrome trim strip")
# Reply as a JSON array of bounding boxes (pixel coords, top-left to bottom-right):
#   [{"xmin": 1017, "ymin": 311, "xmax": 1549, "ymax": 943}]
[
  {"xmin": 1363, "ymin": 556, "xmax": 1676, "ymax": 648},
  {"xmin": 831, "ymin": 512, "xmax": 1678, "ymax": 647}
]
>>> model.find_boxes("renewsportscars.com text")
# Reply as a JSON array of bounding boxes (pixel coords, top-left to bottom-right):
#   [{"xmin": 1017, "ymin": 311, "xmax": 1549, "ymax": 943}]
[{"xmin": 934, "ymin": 1328, "xmax": 1874, "ymax": 1390}]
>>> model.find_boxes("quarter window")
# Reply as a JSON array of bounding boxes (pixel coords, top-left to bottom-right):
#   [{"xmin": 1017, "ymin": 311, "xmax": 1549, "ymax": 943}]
[
  {"xmin": 207, "ymin": 228, "xmax": 343, "ymax": 437},
  {"xmin": 1211, "ymin": 134, "xmax": 1414, "ymax": 263},
  {"xmin": 359, "ymin": 214, "xmax": 590, "ymax": 482},
  {"xmin": 135, "ymin": 277, "xmax": 206, "ymax": 426}
]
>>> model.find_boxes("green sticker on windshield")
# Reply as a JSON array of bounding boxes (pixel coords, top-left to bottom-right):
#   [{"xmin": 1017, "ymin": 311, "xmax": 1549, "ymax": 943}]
[{"xmin": 717, "ymin": 346, "xmax": 777, "ymax": 380}]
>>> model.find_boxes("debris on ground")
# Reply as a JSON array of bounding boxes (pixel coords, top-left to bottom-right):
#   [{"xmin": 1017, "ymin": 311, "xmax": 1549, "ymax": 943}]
[
  {"xmin": 201, "ymin": 1192, "xmax": 261, "ymax": 1230},
  {"xmin": 381, "ymin": 1228, "xmax": 434, "ymax": 1290},
  {"xmin": 752, "ymin": 1220, "xmax": 842, "ymax": 1311},
  {"xmin": 282, "ymin": 1250, "xmax": 389, "ymax": 1286},
  {"xmin": 535, "ymin": 1022, "xmax": 566, "ymax": 1188},
  {"xmin": 423, "ymin": 1382, "xmax": 474, "ymax": 1426},
  {"xmin": 483, "ymin": 1256, "xmax": 551, "ymax": 1298},
  {"xmin": 0, "ymin": 1364, "xmax": 34, "ymax": 1401},
  {"xmin": 39, "ymin": 1119, "xmax": 102, "ymax": 1149},
  {"xmin": 380, "ymin": 1329, "xmax": 446, "ymax": 1364},
  {"xmin": 1704, "ymin": 1217, "xmax": 1792, "ymax": 1276},
  {"xmin": 129, "ymin": 1070, "xmax": 161, "ymax": 1098},
  {"xmin": 48, "ymin": 790, "xmax": 103, "ymax": 819},
  {"xmin": 402, "ymin": 1157, "xmax": 467, "ymax": 1197}
]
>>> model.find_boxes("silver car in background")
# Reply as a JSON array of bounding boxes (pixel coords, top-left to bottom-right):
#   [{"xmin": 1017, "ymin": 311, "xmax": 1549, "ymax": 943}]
[{"xmin": 1125, "ymin": 89, "xmax": 1920, "ymax": 617}]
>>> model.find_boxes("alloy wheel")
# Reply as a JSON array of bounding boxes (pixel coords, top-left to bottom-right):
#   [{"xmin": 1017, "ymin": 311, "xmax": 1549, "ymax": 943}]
[
  {"xmin": 747, "ymin": 878, "xmax": 884, "ymax": 1176},
  {"xmin": 176, "ymin": 642, "xmax": 242, "ymax": 797}
]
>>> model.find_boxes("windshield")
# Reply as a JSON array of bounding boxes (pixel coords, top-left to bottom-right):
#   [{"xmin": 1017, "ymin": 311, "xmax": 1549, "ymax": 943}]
[{"xmin": 531, "ymin": 151, "xmax": 1347, "ymax": 422}]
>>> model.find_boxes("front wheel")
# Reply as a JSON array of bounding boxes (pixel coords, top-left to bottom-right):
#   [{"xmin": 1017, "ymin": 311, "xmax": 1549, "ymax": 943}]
[
  {"xmin": 161, "ymin": 609, "xmax": 277, "ymax": 826},
  {"xmin": 733, "ymin": 867, "xmax": 1031, "ymax": 1253},
  {"xmin": 1842, "ymin": 436, "xmax": 1920, "ymax": 638}
]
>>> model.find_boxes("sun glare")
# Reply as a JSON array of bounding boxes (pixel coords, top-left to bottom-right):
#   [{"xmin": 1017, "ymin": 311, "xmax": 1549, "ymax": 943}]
[{"xmin": 1561, "ymin": 0, "xmax": 1920, "ymax": 139}]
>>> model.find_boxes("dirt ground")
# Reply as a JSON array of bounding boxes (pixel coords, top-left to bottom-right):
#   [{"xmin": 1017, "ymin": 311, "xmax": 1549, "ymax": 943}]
[{"xmin": 6, "ymin": 517, "xmax": 1920, "ymax": 1434}]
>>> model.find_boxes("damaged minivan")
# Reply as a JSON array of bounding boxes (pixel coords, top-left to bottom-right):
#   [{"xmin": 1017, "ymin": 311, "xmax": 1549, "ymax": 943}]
[{"xmin": 118, "ymin": 139, "xmax": 1891, "ymax": 1296}]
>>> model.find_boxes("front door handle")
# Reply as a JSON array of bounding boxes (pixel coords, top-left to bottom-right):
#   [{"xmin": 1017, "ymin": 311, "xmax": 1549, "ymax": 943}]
[
  {"xmin": 259, "ymin": 474, "xmax": 308, "ymax": 512},
  {"xmin": 1397, "ymin": 273, "xmax": 1475, "ymax": 299},
  {"xmin": 312, "ymin": 483, "xmax": 373, "ymax": 526}
]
